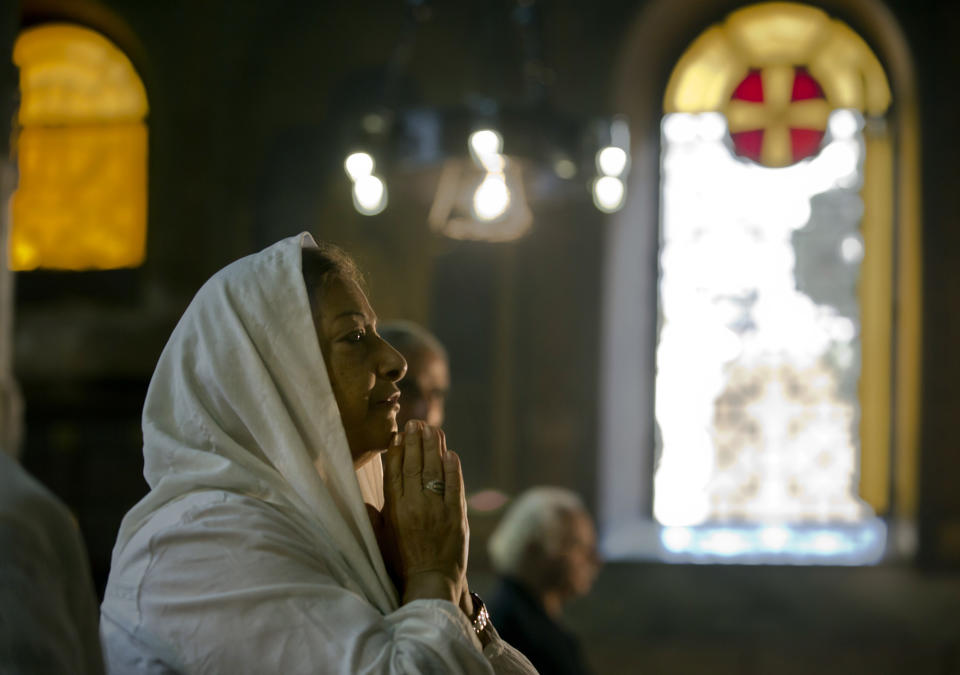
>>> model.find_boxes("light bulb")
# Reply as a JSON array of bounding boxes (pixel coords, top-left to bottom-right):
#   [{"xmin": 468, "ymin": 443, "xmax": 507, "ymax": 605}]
[
  {"xmin": 472, "ymin": 173, "xmax": 511, "ymax": 221},
  {"xmin": 468, "ymin": 129, "xmax": 507, "ymax": 172},
  {"xmin": 469, "ymin": 129, "xmax": 503, "ymax": 159},
  {"xmin": 353, "ymin": 175, "xmax": 387, "ymax": 215},
  {"xmin": 593, "ymin": 175, "xmax": 625, "ymax": 212},
  {"xmin": 344, "ymin": 152, "xmax": 374, "ymax": 180},
  {"xmin": 597, "ymin": 146, "xmax": 628, "ymax": 176}
]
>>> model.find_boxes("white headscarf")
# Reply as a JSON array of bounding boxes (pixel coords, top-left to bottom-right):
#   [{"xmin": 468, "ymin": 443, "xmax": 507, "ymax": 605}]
[{"xmin": 112, "ymin": 232, "xmax": 397, "ymax": 612}]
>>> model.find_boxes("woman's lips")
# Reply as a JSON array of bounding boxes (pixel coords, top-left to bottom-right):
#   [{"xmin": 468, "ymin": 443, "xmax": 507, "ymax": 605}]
[{"xmin": 374, "ymin": 392, "xmax": 401, "ymax": 411}]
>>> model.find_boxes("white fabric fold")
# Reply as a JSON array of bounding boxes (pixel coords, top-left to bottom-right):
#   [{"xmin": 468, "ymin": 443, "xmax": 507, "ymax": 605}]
[{"xmin": 101, "ymin": 234, "xmax": 536, "ymax": 674}]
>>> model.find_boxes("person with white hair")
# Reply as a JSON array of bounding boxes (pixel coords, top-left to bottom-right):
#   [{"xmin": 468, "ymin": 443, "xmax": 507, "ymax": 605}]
[{"xmin": 488, "ymin": 487, "xmax": 601, "ymax": 675}]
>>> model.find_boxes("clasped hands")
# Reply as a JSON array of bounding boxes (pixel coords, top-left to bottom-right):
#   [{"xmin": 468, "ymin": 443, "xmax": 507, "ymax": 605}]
[{"xmin": 369, "ymin": 419, "xmax": 473, "ymax": 613}]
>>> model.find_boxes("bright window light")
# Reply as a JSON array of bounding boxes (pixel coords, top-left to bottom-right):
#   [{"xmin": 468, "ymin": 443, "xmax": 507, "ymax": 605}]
[
  {"xmin": 661, "ymin": 527, "xmax": 694, "ymax": 552},
  {"xmin": 652, "ymin": 109, "xmax": 878, "ymax": 562},
  {"xmin": 841, "ymin": 235, "xmax": 865, "ymax": 263},
  {"xmin": 760, "ymin": 526, "xmax": 791, "ymax": 550},
  {"xmin": 662, "ymin": 113, "xmax": 699, "ymax": 144},
  {"xmin": 655, "ymin": 522, "xmax": 885, "ymax": 564},
  {"xmin": 699, "ymin": 113, "xmax": 728, "ymax": 141},
  {"xmin": 828, "ymin": 109, "xmax": 863, "ymax": 140}
]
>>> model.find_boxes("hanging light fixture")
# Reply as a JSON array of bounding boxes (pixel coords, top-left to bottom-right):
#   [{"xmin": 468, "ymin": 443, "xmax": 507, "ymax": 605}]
[
  {"xmin": 428, "ymin": 127, "xmax": 532, "ymax": 242},
  {"xmin": 336, "ymin": 0, "xmax": 631, "ymax": 233}
]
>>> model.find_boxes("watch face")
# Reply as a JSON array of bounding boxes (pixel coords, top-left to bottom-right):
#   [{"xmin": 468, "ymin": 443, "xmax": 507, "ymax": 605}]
[{"xmin": 469, "ymin": 592, "xmax": 491, "ymax": 640}]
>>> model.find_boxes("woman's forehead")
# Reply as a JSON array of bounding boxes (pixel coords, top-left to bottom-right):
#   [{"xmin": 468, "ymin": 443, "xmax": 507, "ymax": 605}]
[{"xmin": 319, "ymin": 275, "xmax": 375, "ymax": 322}]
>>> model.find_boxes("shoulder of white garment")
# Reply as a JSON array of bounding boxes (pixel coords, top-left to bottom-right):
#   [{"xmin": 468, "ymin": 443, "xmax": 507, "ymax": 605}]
[
  {"xmin": 104, "ymin": 490, "xmax": 512, "ymax": 674},
  {"xmin": 481, "ymin": 623, "xmax": 541, "ymax": 675}
]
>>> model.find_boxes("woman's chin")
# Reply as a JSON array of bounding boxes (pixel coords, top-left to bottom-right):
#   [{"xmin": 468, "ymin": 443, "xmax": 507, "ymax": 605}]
[
  {"xmin": 346, "ymin": 417, "xmax": 398, "ymax": 467},
  {"xmin": 375, "ymin": 419, "xmax": 398, "ymax": 448}
]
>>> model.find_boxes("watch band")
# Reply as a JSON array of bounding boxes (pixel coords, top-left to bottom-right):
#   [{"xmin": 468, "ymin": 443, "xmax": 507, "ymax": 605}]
[{"xmin": 468, "ymin": 591, "xmax": 493, "ymax": 646}]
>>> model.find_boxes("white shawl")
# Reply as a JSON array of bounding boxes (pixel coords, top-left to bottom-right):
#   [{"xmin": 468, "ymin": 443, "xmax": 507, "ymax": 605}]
[{"xmin": 101, "ymin": 234, "xmax": 534, "ymax": 674}]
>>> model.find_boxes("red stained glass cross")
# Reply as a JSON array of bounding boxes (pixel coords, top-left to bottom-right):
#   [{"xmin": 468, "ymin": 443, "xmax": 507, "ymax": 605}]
[{"xmin": 729, "ymin": 66, "xmax": 829, "ymax": 165}]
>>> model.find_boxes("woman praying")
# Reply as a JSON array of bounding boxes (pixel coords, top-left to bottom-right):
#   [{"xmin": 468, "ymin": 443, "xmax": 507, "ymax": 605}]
[{"xmin": 100, "ymin": 234, "xmax": 536, "ymax": 674}]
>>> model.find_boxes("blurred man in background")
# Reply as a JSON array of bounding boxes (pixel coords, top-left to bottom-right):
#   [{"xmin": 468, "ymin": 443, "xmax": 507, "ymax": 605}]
[
  {"xmin": 378, "ymin": 321, "xmax": 449, "ymax": 428},
  {"xmin": 488, "ymin": 487, "xmax": 601, "ymax": 675},
  {"xmin": 0, "ymin": 447, "xmax": 104, "ymax": 673}
]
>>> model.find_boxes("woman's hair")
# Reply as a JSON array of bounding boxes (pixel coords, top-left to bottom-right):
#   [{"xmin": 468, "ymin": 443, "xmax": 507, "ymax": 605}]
[
  {"xmin": 301, "ymin": 242, "xmax": 365, "ymax": 317},
  {"xmin": 487, "ymin": 487, "xmax": 587, "ymax": 580}
]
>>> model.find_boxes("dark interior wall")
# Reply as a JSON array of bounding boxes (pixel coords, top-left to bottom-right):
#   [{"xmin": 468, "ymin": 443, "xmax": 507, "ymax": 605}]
[
  {"xmin": 915, "ymin": 0, "xmax": 960, "ymax": 568},
  {"xmin": 8, "ymin": 0, "xmax": 960, "ymax": 673}
]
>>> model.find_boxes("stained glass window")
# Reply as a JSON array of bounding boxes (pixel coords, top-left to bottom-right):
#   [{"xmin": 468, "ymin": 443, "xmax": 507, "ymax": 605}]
[
  {"xmin": 10, "ymin": 24, "xmax": 148, "ymax": 271},
  {"xmin": 727, "ymin": 66, "xmax": 829, "ymax": 165},
  {"xmin": 653, "ymin": 3, "xmax": 895, "ymax": 563}
]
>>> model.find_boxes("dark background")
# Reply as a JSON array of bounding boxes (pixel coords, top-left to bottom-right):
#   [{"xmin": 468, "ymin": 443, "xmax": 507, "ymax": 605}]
[{"xmin": 3, "ymin": 0, "xmax": 960, "ymax": 672}]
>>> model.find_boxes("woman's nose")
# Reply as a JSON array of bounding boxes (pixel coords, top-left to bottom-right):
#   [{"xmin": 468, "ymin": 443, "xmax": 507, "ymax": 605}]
[{"xmin": 378, "ymin": 339, "xmax": 407, "ymax": 382}]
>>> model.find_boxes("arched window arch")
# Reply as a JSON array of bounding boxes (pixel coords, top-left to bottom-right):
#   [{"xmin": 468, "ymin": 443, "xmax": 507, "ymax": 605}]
[
  {"xmin": 10, "ymin": 23, "xmax": 148, "ymax": 271},
  {"xmin": 599, "ymin": 1, "xmax": 921, "ymax": 564}
]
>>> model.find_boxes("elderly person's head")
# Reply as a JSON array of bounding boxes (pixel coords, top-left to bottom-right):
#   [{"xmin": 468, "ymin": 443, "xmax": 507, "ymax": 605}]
[
  {"xmin": 378, "ymin": 321, "xmax": 449, "ymax": 428},
  {"xmin": 488, "ymin": 487, "xmax": 600, "ymax": 614}
]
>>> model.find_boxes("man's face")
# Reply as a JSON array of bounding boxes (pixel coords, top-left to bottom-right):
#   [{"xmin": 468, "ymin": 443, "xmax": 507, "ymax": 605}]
[
  {"xmin": 559, "ymin": 512, "xmax": 601, "ymax": 597},
  {"xmin": 396, "ymin": 346, "xmax": 449, "ymax": 428}
]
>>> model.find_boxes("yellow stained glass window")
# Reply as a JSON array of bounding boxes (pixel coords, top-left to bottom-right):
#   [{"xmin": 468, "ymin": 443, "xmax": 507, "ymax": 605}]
[
  {"xmin": 665, "ymin": 3, "xmax": 890, "ymax": 115},
  {"xmin": 10, "ymin": 24, "xmax": 148, "ymax": 271},
  {"xmin": 664, "ymin": 3, "xmax": 890, "ymax": 169}
]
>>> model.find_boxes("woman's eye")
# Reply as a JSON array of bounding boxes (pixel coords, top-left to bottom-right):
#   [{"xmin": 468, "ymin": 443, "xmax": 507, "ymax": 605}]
[{"xmin": 345, "ymin": 330, "xmax": 364, "ymax": 343}]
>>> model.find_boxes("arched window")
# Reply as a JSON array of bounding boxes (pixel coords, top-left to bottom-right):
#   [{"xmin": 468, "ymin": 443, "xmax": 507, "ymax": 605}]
[
  {"xmin": 10, "ymin": 23, "xmax": 148, "ymax": 271},
  {"xmin": 600, "ymin": 2, "xmax": 921, "ymax": 564}
]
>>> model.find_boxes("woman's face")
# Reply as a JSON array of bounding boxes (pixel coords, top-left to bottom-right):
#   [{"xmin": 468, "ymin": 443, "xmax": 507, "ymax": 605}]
[{"xmin": 313, "ymin": 275, "xmax": 407, "ymax": 468}]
